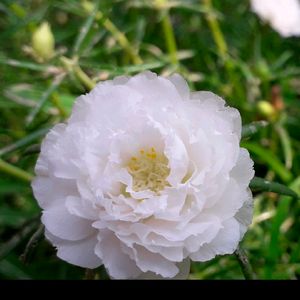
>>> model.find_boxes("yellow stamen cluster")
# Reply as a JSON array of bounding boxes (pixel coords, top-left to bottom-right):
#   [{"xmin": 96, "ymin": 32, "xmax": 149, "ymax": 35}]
[{"xmin": 127, "ymin": 147, "xmax": 170, "ymax": 193}]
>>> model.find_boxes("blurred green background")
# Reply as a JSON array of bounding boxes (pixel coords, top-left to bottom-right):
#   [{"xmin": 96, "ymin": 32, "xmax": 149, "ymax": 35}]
[{"xmin": 1, "ymin": 0, "xmax": 300, "ymax": 279}]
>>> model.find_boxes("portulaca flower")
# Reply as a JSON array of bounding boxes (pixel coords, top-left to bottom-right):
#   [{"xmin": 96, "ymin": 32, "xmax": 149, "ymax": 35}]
[
  {"xmin": 250, "ymin": 0, "xmax": 300, "ymax": 37},
  {"xmin": 32, "ymin": 72, "xmax": 254, "ymax": 279}
]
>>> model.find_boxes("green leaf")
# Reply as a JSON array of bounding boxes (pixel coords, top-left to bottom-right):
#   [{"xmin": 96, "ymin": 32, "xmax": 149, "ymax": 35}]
[
  {"xmin": 26, "ymin": 73, "xmax": 66, "ymax": 126},
  {"xmin": 242, "ymin": 142, "xmax": 292, "ymax": 183},
  {"xmin": 275, "ymin": 124, "xmax": 293, "ymax": 170},
  {"xmin": 250, "ymin": 176, "xmax": 298, "ymax": 199},
  {"xmin": 241, "ymin": 121, "xmax": 268, "ymax": 138},
  {"xmin": 264, "ymin": 176, "xmax": 300, "ymax": 278},
  {"xmin": 0, "ymin": 179, "xmax": 28, "ymax": 194},
  {"xmin": 0, "ymin": 127, "xmax": 49, "ymax": 156},
  {"xmin": 0, "ymin": 206, "xmax": 33, "ymax": 227},
  {"xmin": 0, "ymin": 55, "xmax": 52, "ymax": 72},
  {"xmin": 80, "ymin": 60, "xmax": 167, "ymax": 75},
  {"xmin": 0, "ymin": 259, "xmax": 31, "ymax": 279},
  {"xmin": 72, "ymin": 0, "xmax": 100, "ymax": 55}
]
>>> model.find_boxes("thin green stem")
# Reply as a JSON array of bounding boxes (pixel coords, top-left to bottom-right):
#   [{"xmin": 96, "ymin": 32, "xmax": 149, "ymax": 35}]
[
  {"xmin": 20, "ymin": 224, "xmax": 44, "ymax": 264},
  {"xmin": 235, "ymin": 247, "xmax": 257, "ymax": 280},
  {"xmin": 275, "ymin": 123, "xmax": 293, "ymax": 170},
  {"xmin": 0, "ymin": 127, "xmax": 49, "ymax": 157},
  {"xmin": 155, "ymin": 0, "xmax": 179, "ymax": 66},
  {"xmin": 51, "ymin": 93, "xmax": 68, "ymax": 119},
  {"xmin": 202, "ymin": 0, "xmax": 244, "ymax": 104},
  {"xmin": 26, "ymin": 72, "xmax": 66, "ymax": 126},
  {"xmin": 0, "ymin": 218, "xmax": 39, "ymax": 261},
  {"xmin": 0, "ymin": 158, "xmax": 33, "ymax": 182},
  {"xmin": 202, "ymin": 0, "xmax": 228, "ymax": 61},
  {"xmin": 74, "ymin": 65, "xmax": 96, "ymax": 90},
  {"xmin": 73, "ymin": 0, "xmax": 100, "ymax": 55},
  {"xmin": 60, "ymin": 56, "xmax": 96, "ymax": 91},
  {"xmin": 97, "ymin": 11, "xmax": 143, "ymax": 65},
  {"xmin": 84, "ymin": 269, "xmax": 96, "ymax": 280}
]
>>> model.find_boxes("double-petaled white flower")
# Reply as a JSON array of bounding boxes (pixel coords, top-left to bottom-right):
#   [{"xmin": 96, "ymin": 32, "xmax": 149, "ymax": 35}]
[
  {"xmin": 250, "ymin": 0, "xmax": 300, "ymax": 37},
  {"xmin": 32, "ymin": 72, "xmax": 254, "ymax": 279}
]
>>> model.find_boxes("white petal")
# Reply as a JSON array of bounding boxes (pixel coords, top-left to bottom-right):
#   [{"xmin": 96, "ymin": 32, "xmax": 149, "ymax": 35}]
[
  {"xmin": 65, "ymin": 196, "xmax": 99, "ymax": 220},
  {"xmin": 168, "ymin": 73, "xmax": 190, "ymax": 100},
  {"xmin": 184, "ymin": 216, "xmax": 222, "ymax": 253},
  {"xmin": 112, "ymin": 75, "xmax": 130, "ymax": 85},
  {"xmin": 31, "ymin": 176, "xmax": 77, "ymax": 210},
  {"xmin": 230, "ymin": 148, "xmax": 255, "ymax": 187},
  {"xmin": 130, "ymin": 244, "xmax": 179, "ymax": 278},
  {"xmin": 154, "ymin": 186, "xmax": 188, "ymax": 220},
  {"xmin": 42, "ymin": 201, "xmax": 94, "ymax": 241},
  {"xmin": 235, "ymin": 189, "xmax": 254, "ymax": 238},
  {"xmin": 137, "ymin": 259, "xmax": 190, "ymax": 279},
  {"xmin": 164, "ymin": 132, "xmax": 189, "ymax": 186},
  {"xmin": 126, "ymin": 72, "xmax": 182, "ymax": 107},
  {"xmin": 142, "ymin": 244, "xmax": 184, "ymax": 262},
  {"xmin": 46, "ymin": 230, "xmax": 102, "ymax": 269},
  {"xmin": 95, "ymin": 230, "xmax": 142, "ymax": 279},
  {"xmin": 190, "ymin": 218, "xmax": 241, "ymax": 261},
  {"xmin": 190, "ymin": 91, "xmax": 242, "ymax": 139},
  {"xmin": 205, "ymin": 178, "xmax": 246, "ymax": 220},
  {"xmin": 34, "ymin": 124, "xmax": 66, "ymax": 176}
]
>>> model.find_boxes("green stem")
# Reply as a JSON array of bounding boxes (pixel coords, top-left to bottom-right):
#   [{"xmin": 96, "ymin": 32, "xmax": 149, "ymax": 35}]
[
  {"xmin": 0, "ymin": 218, "xmax": 39, "ymax": 261},
  {"xmin": 97, "ymin": 11, "xmax": 143, "ymax": 65},
  {"xmin": 235, "ymin": 247, "xmax": 257, "ymax": 280},
  {"xmin": 202, "ymin": 0, "xmax": 228, "ymax": 60},
  {"xmin": 275, "ymin": 123, "xmax": 293, "ymax": 170},
  {"xmin": 26, "ymin": 73, "xmax": 66, "ymax": 126},
  {"xmin": 0, "ymin": 158, "xmax": 33, "ymax": 182},
  {"xmin": 20, "ymin": 224, "xmax": 44, "ymax": 264},
  {"xmin": 156, "ymin": 0, "xmax": 179, "ymax": 66},
  {"xmin": 0, "ymin": 127, "xmax": 49, "ymax": 157},
  {"xmin": 60, "ymin": 56, "xmax": 96, "ymax": 91},
  {"xmin": 84, "ymin": 269, "xmax": 96, "ymax": 280},
  {"xmin": 202, "ymin": 0, "xmax": 245, "ymax": 103},
  {"xmin": 74, "ymin": 65, "xmax": 96, "ymax": 91},
  {"xmin": 51, "ymin": 93, "xmax": 68, "ymax": 119}
]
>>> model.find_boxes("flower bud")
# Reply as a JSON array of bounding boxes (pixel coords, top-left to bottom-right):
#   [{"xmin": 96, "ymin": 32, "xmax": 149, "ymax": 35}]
[
  {"xmin": 81, "ymin": 0, "xmax": 94, "ymax": 14},
  {"xmin": 32, "ymin": 22, "xmax": 55, "ymax": 62},
  {"xmin": 257, "ymin": 100, "xmax": 276, "ymax": 121}
]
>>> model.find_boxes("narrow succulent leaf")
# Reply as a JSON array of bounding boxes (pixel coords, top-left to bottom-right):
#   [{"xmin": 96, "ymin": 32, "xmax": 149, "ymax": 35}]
[
  {"xmin": 0, "ymin": 127, "xmax": 49, "ymax": 157},
  {"xmin": 26, "ymin": 73, "xmax": 66, "ymax": 126},
  {"xmin": 250, "ymin": 176, "xmax": 298, "ymax": 198}
]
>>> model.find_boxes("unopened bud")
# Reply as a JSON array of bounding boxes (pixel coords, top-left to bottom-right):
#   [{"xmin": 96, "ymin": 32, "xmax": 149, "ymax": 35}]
[
  {"xmin": 81, "ymin": 0, "xmax": 94, "ymax": 14},
  {"xmin": 32, "ymin": 22, "xmax": 55, "ymax": 62},
  {"xmin": 257, "ymin": 100, "xmax": 276, "ymax": 121}
]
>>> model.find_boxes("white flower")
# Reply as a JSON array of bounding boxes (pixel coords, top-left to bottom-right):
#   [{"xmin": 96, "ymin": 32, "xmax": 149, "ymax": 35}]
[
  {"xmin": 250, "ymin": 0, "xmax": 300, "ymax": 37},
  {"xmin": 32, "ymin": 72, "xmax": 254, "ymax": 279}
]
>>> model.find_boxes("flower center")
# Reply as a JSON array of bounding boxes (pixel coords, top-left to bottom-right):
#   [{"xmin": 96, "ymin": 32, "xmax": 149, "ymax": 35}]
[{"xmin": 127, "ymin": 147, "xmax": 170, "ymax": 193}]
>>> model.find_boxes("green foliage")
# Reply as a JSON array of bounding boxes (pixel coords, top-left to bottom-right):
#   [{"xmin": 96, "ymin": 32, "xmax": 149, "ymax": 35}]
[
  {"xmin": 250, "ymin": 177, "xmax": 298, "ymax": 199},
  {"xmin": 1, "ymin": 0, "xmax": 300, "ymax": 279}
]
